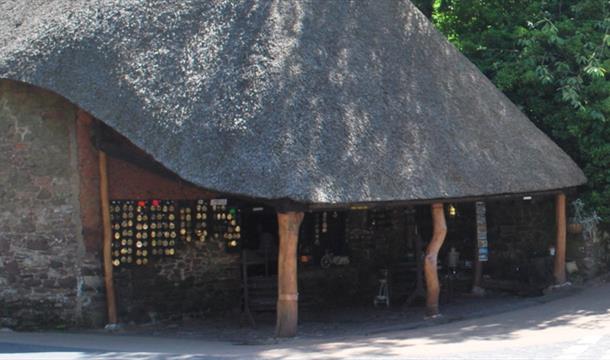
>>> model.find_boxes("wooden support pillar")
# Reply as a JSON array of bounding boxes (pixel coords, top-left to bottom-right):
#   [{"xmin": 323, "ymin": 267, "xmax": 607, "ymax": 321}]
[
  {"xmin": 99, "ymin": 151, "xmax": 118, "ymax": 324},
  {"xmin": 424, "ymin": 203, "xmax": 447, "ymax": 317},
  {"xmin": 554, "ymin": 193, "xmax": 567, "ymax": 284},
  {"xmin": 472, "ymin": 250, "xmax": 484, "ymax": 293},
  {"xmin": 276, "ymin": 211, "xmax": 304, "ymax": 337}
]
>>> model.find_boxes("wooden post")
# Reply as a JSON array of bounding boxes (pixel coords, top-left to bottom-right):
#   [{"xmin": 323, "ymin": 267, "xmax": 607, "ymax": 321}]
[
  {"xmin": 275, "ymin": 211, "xmax": 304, "ymax": 337},
  {"xmin": 241, "ymin": 250, "xmax": 255, "ymax": 327},
  {"xmin": 424, "ymin": 203, "xmax": 447, "ymax": 317},
  {"xmin": 99, "ymin": 151, "xmax": 118, "ymax": 324},
  {"xmin": 472, "ymin": 249, "xmax": 483, "ymax": 293},
  {"xmin": 554, "ymin": 193, "xmax": 567, "ymax": 284}
]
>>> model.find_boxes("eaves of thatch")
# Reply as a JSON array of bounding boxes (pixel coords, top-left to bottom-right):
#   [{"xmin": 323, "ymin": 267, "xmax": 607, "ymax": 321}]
[{"xmin": 0, "ymin": 0, "xmax": 586, "ymax": 206}]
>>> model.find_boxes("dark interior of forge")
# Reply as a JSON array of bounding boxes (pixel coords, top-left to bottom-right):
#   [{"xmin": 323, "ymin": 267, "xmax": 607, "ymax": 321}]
[
  {"xmin": 239, "ymin": 198, "xmax": 556, "ymax": 321},
  {"xmin": 109, "ymin": 195, "xmax": 557, "ymax": 324},
  {"xmin": 239, "ymin": 203, "xmax": 482, "ymax": 316}
]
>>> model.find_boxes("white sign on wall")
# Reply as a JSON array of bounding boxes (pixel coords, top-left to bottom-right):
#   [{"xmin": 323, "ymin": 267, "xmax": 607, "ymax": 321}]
[{"xmin": 476, "ymin": 201, "xmax": 488, "ymax": 262}]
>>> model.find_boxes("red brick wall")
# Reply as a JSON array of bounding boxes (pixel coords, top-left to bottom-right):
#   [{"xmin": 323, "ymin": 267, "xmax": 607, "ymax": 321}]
[
  {"xmin": 107, "ymin": 156, "xmax": 213, "ymax": 200},
  {"xmin": 75, "ymin": 111, "xmax": 216, "ymax": 254}
]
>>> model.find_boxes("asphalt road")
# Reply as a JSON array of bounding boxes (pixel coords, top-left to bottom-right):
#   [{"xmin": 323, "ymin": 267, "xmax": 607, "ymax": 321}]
[{"xmin": 2, "ymin": 281, "xmax": 610, "ymax": 359}]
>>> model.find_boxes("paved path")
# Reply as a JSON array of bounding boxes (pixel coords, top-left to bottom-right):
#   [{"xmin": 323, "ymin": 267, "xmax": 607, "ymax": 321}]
[{"xmin": 1, "ymin": 281, "xmax": 610, "ymax": 359}]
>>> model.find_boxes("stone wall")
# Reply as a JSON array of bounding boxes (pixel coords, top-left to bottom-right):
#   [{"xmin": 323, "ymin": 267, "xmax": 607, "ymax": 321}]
[
  {"xmin": 279, "ymin": 208, "xmax": 411, "ymax": 308},
  {"xmin": 485, "ymin": 196, "xmax": 557, "ymax": 288},
  {"xmin": 345, "ymin": 209, "xmax": 410, "ymax": 302},
  {"xmin": 565, "ymin": 206, "xmax": 608, "ymax": 280},
  {"xmin": 483, "ymin": 195, "xmax": 610, "ymax": 288},
  {"xmin": 0, "ymin": 80, "xmax": 105, "ymax": 329},
  {"xmin": 113, "ymin": 239, "xmax": 241, "ymax": 322}
]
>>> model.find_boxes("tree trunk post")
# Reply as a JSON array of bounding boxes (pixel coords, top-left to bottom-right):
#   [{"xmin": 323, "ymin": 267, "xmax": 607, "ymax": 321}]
[
  {"xmin": 275, "ymin": 211, "xmax": 304, "ymax": 337},
  {"xmin": 554, "ymin": 193, "xmax": 567, "ymax": 284},
  {"xmin": 99, "ymin": 151, "xmax": 118, "ymax": 325},
  {"xmin": 424, "ymin": 203, "xmax": 447, "ymax": 317},
  {"xmin": 472, "ymin": 246, "xmax": 483, "ymax": 292}
]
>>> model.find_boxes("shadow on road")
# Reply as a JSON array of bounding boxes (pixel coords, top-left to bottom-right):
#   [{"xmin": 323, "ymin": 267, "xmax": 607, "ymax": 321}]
[
  {"xmin": 1, "ymin": 283, "xmax": 609, "ymax": 359},
  {"xmin": 255, "ymin": 282, "xmax": 610, "ymax": 359}
]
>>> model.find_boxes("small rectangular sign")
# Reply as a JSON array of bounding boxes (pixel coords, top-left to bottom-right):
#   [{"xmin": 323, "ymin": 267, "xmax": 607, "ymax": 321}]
[
  {"xmin": 476, "ymin": 201, "xmax": 488, "ymax": 262},
  {"xmin": 478, "ymin": 247, "xmax": 488, "ymax": 262},
  {"xmin": 210, "ymin": 198, "xmax": 228, "ymax": 206}
]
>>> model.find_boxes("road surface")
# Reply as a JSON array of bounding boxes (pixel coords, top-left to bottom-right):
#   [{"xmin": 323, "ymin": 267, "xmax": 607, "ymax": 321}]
[{"xmin": 1, "ymin": 281, "xmax": 610, "ymax": 359}]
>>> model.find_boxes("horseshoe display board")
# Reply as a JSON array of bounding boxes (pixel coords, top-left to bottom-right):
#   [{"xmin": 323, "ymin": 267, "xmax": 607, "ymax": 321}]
[{"xmin": 110, "ymin": 199, "xmax": 242, "ymax": 267}]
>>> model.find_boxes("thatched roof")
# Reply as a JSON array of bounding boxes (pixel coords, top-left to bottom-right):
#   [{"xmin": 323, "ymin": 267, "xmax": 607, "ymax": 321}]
[{"xmin": 0, "ymin": 0, "xmax": 586, "ymax": 205}]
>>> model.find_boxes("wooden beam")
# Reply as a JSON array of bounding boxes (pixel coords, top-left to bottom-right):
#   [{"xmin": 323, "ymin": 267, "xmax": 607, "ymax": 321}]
[
  {"xmin": 306, "ymin": 188, "xmax": 577, "ymax": 212},
  {"xmin": 275, "ymin": 211, "xmax": 304, "ymax": 337},
  {"xmin": 424, "ymin": 203, "xmax": 447, "ymax": 317},
  {"xmin": 99, "ymin": 151, "xmax": 118, "ymax": 324},
  {"xmin": 554, "ymin": 193, "xmax": 567, "ymax": 284}
]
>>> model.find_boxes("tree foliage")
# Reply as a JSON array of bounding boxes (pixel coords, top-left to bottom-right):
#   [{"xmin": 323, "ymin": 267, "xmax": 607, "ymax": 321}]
[{"xmin": 417, "ymin": 0, "xmax": 610, "ymax": 225}]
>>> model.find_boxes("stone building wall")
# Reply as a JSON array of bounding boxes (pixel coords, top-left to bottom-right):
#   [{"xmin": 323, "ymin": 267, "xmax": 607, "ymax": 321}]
[
  {"xmin": 113, "ymin": 239, "xmax": 241, "ymax": 322},
  {"xmin": 484, "ymin": 195, "xmax": 610, "ymax": 289},
  {"xmin": 484, "ymin": 197, "xmax": 557, "ymax": 288},
  {"xmin": 0, "ymin": 80, "xmax": 105, "ymax": 329},
  {"xmin": 336, "ymin": 208, "xmax": 410, "ymax": 305}
]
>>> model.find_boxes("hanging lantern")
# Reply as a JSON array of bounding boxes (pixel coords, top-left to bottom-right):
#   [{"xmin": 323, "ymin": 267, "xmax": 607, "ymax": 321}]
[{"xmin": 448, "ymin": 204, "xmax": 457, "ymax": 218}]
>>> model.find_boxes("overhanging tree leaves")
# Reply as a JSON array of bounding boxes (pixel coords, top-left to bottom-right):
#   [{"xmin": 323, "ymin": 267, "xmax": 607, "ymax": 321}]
[{"xmin": 420, "ymin": 0, "xmax": 610, "ymax": 226}]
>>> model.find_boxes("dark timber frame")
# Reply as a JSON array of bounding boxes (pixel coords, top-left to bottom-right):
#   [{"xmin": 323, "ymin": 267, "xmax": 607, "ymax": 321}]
[
  {"xmin": 99, "ymin": 150, "xmax": 118, "ymax": 325},
  {"xmin": 554, "ymin": 193, "xmax": 567, "ymax": 284}
]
